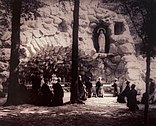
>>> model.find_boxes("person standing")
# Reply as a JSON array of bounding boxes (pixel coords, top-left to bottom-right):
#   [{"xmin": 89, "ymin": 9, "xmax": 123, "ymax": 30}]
[
  {"xmin": 117, "ymin": 81, "xmax": 130, "ymax": 103},
  {"xmin": 96, "ymin": 77, "xmax": 104, "ymax": 97},
  {"xmin": 85, "ymin": 77, "xmax": 93, "ymax": 98},
  {"xmin": 78, "ymin": 75, "xmax": 87, "ymax": 101},
  {"xmin": 52, "ymin": 78, "xmax": 64, "ymax": 106},
  {"xmin": 112, "ymin": 78, "xmax": 119, "ymax": 97},
  {"xmin": 149, "ymin": 78, "xmax": 156, "ymax": 103},
  {"xmin": 121, "ymin": 81, "xmax": 130, "ymax": 98},
  {"xmin": 40, "ymin": 78, "xmax": 53, "ymax": 106},
  {"xmin": 127, "ymin": 84, "xmax": 138, "ymax": 112}
]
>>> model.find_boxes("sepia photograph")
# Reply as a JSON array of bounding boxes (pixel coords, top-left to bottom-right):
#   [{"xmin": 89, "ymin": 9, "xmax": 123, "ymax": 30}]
[{"xmin": 0, "ymin": 0, "xmax": 156, "ymax": 126}]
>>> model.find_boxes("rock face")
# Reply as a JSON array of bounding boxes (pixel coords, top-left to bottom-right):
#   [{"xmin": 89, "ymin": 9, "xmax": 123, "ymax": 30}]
[{"xmin": 0, "ymin": 0, "xmax": 153, "ymax": 95}]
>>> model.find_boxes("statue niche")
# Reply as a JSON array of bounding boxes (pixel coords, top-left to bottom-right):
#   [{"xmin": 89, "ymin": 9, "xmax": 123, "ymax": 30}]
[
  {"xmin": 93, "ymin": 26, "xmax": 110, "ymax": 53},
  {"xmin": 97, "ymin": 28, "xmax": 106, "ymax": 53}
]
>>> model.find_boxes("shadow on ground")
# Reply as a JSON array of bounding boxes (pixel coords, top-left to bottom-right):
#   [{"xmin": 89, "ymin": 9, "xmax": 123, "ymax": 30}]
[{"xmin": 0, "ymin": 94, "xmax": 156, "ymax": 126}]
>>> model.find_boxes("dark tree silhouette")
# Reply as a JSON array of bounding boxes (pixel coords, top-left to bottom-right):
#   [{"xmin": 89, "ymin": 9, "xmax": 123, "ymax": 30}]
[
  {"xmin": 70, "ymin": 0, "xmax": 80, "ymax": 103},
  {"xmin": 2, "ymin": 0, "xmax": 45, "ymax": 106},
  {"xmin": 4, "ymin": 0, "xmax": 22, "ymax": 105}
]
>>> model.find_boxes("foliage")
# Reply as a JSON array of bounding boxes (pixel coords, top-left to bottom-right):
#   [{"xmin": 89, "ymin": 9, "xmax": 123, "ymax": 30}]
[
  {"xmin": 120, "ymin": 0, "xmax": 156, "ymax": 56},
  {"xmin": 19, "ymin": 47, "xmax": 72, "ymax": 84},
  {"xmin": 18, "ymin": 46, "xmax": 98, "ymax": 85}
]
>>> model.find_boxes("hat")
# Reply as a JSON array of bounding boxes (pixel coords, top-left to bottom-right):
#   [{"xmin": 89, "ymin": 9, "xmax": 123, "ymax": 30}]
[{"xmin": 126, "ymin": 81, "xmax": 130, "ymax": 84}]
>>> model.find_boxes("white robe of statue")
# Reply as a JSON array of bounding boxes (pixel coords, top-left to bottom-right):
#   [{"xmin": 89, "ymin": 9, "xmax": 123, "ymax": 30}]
[{"xmin": 98, "ymin": 30, "xmax": 106, "ymax": 53}]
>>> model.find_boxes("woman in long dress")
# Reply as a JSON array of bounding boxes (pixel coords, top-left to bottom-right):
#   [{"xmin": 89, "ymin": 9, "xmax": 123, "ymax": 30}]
[{"xmin": 96, "ymin": 77, "xmax": 104, "ymax": 97}]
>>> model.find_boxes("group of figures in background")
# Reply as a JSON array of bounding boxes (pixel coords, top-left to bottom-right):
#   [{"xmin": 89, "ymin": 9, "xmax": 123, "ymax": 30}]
[
  {"xmin": 1, "ymin": 70, "xmax": 155, "ymax": 110},
  {"xmin": 77, "ymin": 75, "xmax": 156, "ymax": 112},
  {"xmin": 19, "ymin": 73, "xmax": 64, "ymax": 106},
  {"xmin": 117, "ymin": 78, "xmax": 156, "ymax": 112}
]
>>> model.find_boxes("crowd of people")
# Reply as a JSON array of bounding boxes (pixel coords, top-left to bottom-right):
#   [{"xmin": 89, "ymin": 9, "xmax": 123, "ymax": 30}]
[
  {"xmin": 19, "ymin": 73, "xmax": 64, "ymax": 107},
  {"xmin": 77, "ymin": 75, "xmax": 156, "ymax": 112},
  {"xmin": 17, "ymin": 72, "xmax": 156, "ymax": 111}
]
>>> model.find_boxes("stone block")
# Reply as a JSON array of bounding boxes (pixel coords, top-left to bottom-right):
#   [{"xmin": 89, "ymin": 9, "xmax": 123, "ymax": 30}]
[
  {"xmin": 0, "ymin": 71, "xmax": 9, "ymax": 79},
  {"xmin": 20, "ymin": 24, "xmax": 28, "ymax": 32},
  {"xmin": 31, "ymin": 39, "xmax": 41, "ymax": 51},
  {"xmin": 79, "ymin": 20, "xmax": 89, "ymax": 28},
  {"xmin": 34, "ymin": 38, "xmax": 44, "ymax": 49},
  {"xmin": 88, "ymin": 15, "xmax": 98, "ymax": 23},
  {"xmin": 127, "ymin": 68, "xmax": 141, "ymax": 81},
  {"xmin": 0, "ymin": 48, "xmax": 10, "ymax": 61},
  {"xmin": 95, "ymin": 8, "xmax": 105, "ymax": 14},
  {"xmin": 49, "ymin": 26, "xmax": 58, "ymax": 35},
  {"xmin": 40, "ymin": 37, "xmax": 49, "ymax": 47},
  {"xmin": 80, "ymin": 4, "xmax": 88, "ymax": 11},
  {"xmin": 119, "ymin": 43, "xmax": 135, "ymax": 54},
  {"xmin": 105, "ymin": 67, "xmax": 112, "ymax": 75},
  {"xmin": 122, "ymin": 55, "xmax": 138, "ymax": 62},
  {"xmin": 42, "ymin": 23, "xmax": 51, "ymax": 31},
  {"xmin": 40, "ymin": 28, "xmax": 51, "ymax": 36},
  {"xmin": 27, "ymin": 21, "xmax": 38, "ymax": 29},
  {"xmin": 21, "ymin": 33, "xmax": 27, "ymax": 46},
  {"xmin": 20, "ymin": 46, "xmax": 31, "ymax": 58},
  {"xmin": 45, "ymin": 36, "xmax": 52, "ymax": 46},
  {"xmin": 88, "ymin": 8, "xmax": 95, "ymax": 15},
  {"xmin": 33, "ymin": 30, "xmax": 42, "ymax": 38},
  {"xmin": 49, "ymin": 37, "xmax": 58, "ymax": 46},
  {"xmin": 96, "ymin": 13, "xmax": 104, "ymax": 19},
  {"xmin": 0, "ymin": 61, "xmax": 9, "ymax": 72},
  {"xmin": 53, "ymin": 17, "xmax": 62, "ymax": 25},
  {"xmin": 125, "ymin": 61, "xmax": 141, "ymax": 69},
  {"xmin": 26, "ymin": 44, "xmax": 36, "ymax": 56},
  {"xmin": 44, "ymin": 18, "xmax": 53, "ymax": 24},
  {"xmin": 0, "ymin": 41, "xmax": 2, "ymax": 47},
  {"xmin": 50, "ymin": 7, "xmax": 59, "ymax": 16},
  {"xmin": 2, "ymin": 40, "xmax": 11, "ymax": 48},
  {"xmin": 117, "ymin": 61, "xmax": 126, "ymax": 70},
  {"xmin": 109, "ymin": 43, "xmax": 118, "ymax": 54},
  {"xmin": 111, "ymin": 55, "xmax": 121, "ymax": 63},
  {"xmin": 79, "ymin": 13, "xmax": 88, "ymax": 20},
  {"xmin": 1, "ymin": 31, "xmax": 11, "ymax": 41}
]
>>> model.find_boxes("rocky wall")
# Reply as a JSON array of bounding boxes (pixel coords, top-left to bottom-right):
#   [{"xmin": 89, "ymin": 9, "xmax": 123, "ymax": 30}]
[{"xmin": 0, "ymin": 0, "xmax": 147, "ymax": 94}]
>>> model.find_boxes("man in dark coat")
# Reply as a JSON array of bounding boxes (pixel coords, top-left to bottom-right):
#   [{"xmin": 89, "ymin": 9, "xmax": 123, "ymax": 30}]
[
  {"xmin": 78, "ymin": 75, "xmax": 87, "ymax": 101},
  {"xmin": 40, "ymin": 79, "xmax": 53, "ymax": 106},
  {"xmin": 96, "ymin": 77, "xmax": 104, "ymax": 97},
  {"xmin": 127, "ymin": 84, "xmax": 138, "ymax": 112},
  {"xmin": 85, "ymin": 77, "xmax": 92, "ymax": 98},
  {"xmin": 117, "ymin": 81, "xmax": 130, "ymax": 103},
  {"xmin": 121, "ymin": 81, "xmax": 130, "ymax": 97},
  {"xmin": 149, "ymin": 78, "xmax": 156, "ymax": 103},
  {"xmin": 31, "ymin": 73, "xmax": 41, "ymax": 91},
  {"xmin": 52, "ymin": 78, "xmax": 64, "ymax": 106}
]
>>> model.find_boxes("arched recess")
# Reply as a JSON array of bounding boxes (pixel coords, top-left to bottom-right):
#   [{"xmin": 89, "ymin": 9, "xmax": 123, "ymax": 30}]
[{"xmin": 92, "ymin": 21, "xmax": 110, "ymax": 53}]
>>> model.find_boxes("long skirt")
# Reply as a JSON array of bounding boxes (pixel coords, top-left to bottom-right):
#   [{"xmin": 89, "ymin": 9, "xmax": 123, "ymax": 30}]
[{"xmin": 97, "ymin": 86, "xmax": 104, "ymax": 97}]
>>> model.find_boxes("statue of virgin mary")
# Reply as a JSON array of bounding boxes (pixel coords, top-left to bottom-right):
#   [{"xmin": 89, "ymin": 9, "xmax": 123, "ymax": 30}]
[{"xmin": 97, "ymin": 28, "xmax": 106, "ymax": 53}]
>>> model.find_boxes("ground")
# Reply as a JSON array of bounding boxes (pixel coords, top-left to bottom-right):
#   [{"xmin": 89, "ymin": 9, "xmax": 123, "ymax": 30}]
[{"xmin": 0, "ymin": 93, "xmax": 156, "ymax": 126}]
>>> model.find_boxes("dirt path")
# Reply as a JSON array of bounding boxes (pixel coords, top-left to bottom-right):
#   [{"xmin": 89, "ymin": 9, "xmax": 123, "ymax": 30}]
[{"xmin": 0, "ymin": 93, "xmax": 156, "ymax": 126}]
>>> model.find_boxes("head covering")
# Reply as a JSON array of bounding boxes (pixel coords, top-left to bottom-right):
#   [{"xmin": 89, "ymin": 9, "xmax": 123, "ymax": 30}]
[
  {"xmin": 131, "ymin": 84, "xmax": 136, "ymax": 89},
  {"xmin": 98, "ymin": 77, "xmax": 102, "ymax": 80},
  {"xmin": 126, "ymin": 81, "xmax": 130, "ymax": 84}
]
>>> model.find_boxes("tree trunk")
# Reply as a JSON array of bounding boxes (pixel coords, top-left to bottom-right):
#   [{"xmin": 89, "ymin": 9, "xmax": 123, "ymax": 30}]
[
  {"xmin": 5, "ymin": 0, "xmax": 22, "ymax": 106},
  {"xmin": 144, "ymin": 53, "xmax": 151, "ymax": 126},
  {"xmin": 70, "ymin": 0, "xmax": 80, "ymax": 103}
]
